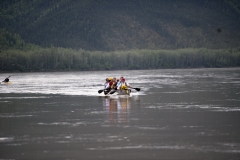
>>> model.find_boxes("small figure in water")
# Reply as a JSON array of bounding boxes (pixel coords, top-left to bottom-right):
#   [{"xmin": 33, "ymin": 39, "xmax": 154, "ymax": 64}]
[{"xmin": 2, "ymin": 76, "xmax": 10, "ymax": 83}]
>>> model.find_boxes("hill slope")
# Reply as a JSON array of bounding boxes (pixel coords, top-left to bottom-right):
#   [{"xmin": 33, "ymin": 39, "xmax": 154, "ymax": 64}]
[{"xmin": 1, "ymin": 0, "xmax": 240, "ymax": 51}]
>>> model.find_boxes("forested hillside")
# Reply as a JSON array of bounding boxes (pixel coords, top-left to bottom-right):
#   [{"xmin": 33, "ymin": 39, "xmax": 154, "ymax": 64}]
[
  {"xmin": 1, "ymin": 0, "xmax": 240, "ymax": 72},
  {"xmin": 1, "ymin": 0, "xmax": 240, "ymax": 51}
]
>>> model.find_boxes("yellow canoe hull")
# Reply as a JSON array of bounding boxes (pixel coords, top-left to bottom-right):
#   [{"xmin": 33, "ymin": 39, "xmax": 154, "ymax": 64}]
[
  {"xmin": 1, "ymin": 81, "xmax": 12, "ymax": 85},
  {"xmin": 117, "ymin": 89, "xmax": 131, "ymax": 95}
]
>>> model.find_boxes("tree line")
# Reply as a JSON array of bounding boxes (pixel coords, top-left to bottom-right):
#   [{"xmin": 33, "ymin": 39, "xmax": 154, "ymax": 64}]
[{"xmin": 1, "ymin": 47, "xmax": 240, "ymax": 72}]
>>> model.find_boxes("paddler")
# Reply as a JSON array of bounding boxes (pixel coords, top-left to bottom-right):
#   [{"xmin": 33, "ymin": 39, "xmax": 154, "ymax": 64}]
[
  {"xmin": 117, "ymin": 77, "xmax": 130, "ymax": 90},
  {"xmin": 112, "ymin": 77, "xmax": 119, "ymax": 89},
  {"xmin": 2, "ymin": 76, "xmax": 10, "ymax": 83},
  {"xmin": 116, "ymin": 77, "xmax": 123, "ymax": 88},
  {"xmin": 104, "ymin": 78, "xmax": 110, "ymax": 89},
  {"xmin": 104, "ymin": 77, "xmax": 114, "ymax": 95}
]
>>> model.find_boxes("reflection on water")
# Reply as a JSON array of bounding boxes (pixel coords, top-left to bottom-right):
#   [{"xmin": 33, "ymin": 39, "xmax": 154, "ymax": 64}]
[{"xmin": 102, "ymin": 96, "xmax": 131, "ymax": 123}]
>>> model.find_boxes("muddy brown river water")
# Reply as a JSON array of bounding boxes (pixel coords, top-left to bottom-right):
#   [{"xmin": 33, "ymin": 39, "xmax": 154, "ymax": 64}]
[{"xmin": 0, "ymin": 68, "xmax": 240, "ymax": 159}]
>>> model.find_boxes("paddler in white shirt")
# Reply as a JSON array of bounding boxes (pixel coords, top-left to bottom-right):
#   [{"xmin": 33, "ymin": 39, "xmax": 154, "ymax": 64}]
[{"xmin": 117, "ymin": 77, "xmax": 130, "ymax": 90}]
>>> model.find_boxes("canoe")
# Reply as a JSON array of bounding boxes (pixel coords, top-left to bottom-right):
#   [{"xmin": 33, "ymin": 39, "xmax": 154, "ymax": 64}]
[
  {"xmin": 103, "ymin": 89, "xmax": 131, "ymax": 96},
  {"xmin": 117, "ymin": 89, "xmax": 131, "ymax": 95},
  {"xmin": 1, "ymin": 81, "xmax": 12, "ymax": 85}
]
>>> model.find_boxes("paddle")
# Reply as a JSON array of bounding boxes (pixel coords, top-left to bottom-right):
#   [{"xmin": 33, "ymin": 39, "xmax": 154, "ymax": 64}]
[
  {"xmin": 98, "ymin": 89, "xmax": 111, "ymax": 94},
  {"xmin": 131, "ymin": 87, "xmax": 140, "ymax": 91},
  {"xmin": 109, "ymin": 89, "xmax": 117, "ymax": 94},
  {"xmin": 98, "ymin": 89, "xmax": 104, "ymax": 94}
]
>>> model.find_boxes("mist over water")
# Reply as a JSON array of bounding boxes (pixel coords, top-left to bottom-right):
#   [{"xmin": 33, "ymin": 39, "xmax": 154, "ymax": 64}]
[{"xmin": 0, "ymin": 68, "xmax": 240, "ymax": 160}]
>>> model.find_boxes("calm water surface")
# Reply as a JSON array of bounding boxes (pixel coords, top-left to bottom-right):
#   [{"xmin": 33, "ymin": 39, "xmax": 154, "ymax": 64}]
[{"xmin": 0, "ymin": 68, "xmax": 240, "ymax": 160}]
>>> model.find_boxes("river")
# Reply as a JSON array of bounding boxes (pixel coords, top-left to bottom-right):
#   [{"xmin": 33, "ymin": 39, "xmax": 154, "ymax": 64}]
[{"xmin": 0, "ymin": 68, "xmax": 240, "ymax": 160}]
